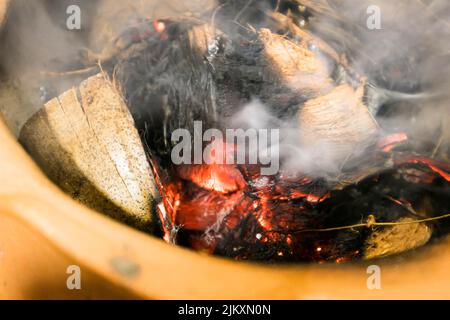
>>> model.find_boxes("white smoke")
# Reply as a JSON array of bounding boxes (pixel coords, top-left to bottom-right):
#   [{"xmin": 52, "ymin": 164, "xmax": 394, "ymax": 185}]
[
  {"xmin": 1, "ymin": 0, "xmax": 448, "ymax": 169},
  {"xmin": 228, "ymin": 0, "xmax": 450, "ymax": 179},
  {"xmin": 231, "ymin": 100, "xmax": 345, "ymax": 178}
]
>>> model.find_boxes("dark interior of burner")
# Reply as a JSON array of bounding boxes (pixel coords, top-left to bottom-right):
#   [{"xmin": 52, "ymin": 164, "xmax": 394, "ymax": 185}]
[{"xmin": 112, "ymin": 2, "xmax": 450, "ymax": 262}]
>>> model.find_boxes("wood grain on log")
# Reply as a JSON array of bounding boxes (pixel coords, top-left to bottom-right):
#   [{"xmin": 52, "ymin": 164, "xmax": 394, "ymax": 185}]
[{"xmin": 19, "ymin": 73, "xmax": 159, "ymax": 232}]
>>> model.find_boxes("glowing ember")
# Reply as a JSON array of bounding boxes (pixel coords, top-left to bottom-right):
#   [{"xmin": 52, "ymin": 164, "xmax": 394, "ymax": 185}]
[
  {"xmin": 152, "ymin": 137, "xmax": 450, "ymax": 262},
  {"xmin": 153, "ymin": 20, "xmax": 166, "ymax": 33},
  {"xmin": 395, "ymin": 156, "xmax": 450, "ymax": 182},
  {"xmin": 378, "ymin": 133, "xmax": 408, "ymax": 152},
  {"xmin": 176, "ymin": 164, "xmax": 246, "ymax": 194}
]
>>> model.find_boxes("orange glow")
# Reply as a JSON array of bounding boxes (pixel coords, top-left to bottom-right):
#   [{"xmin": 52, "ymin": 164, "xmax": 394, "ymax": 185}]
[
  {"xmin": 152, "ymin": 141, "xmax": 450, "ymax": 261},
  {"xmin": 397, "ymin": 156, "xmax": 450, "ymax": 182},
  {"xmin": 153, "ymin": 20, "xmax": 166, "ymax": 33},
  {"xmin": 177, "ymin": 164, "xmax": 246, "ymax": 194},
  {"xmin": 377, "ymin": 132, "xmax": 408, "ymax": 152}
]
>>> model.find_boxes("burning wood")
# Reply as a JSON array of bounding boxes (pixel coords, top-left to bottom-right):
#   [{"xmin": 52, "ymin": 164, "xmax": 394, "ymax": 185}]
[
  {"xmin": 15, "ymin": 1, "xmax": 450, "ymax": 263},
  {"xmin": 113, "ymin": 10, "xmax": 447, "ymax": 262},
  {"xmin": 157, "ymin": 145, "xmax": 449, "ymax": 262}
]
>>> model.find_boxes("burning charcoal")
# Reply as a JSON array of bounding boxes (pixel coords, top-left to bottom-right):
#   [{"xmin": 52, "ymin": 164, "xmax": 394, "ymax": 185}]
[
  {"xmin": 161, "ymin": 151, "xmax": 449, "ymax": 262},
  {"xmin": 19, "ymin": 73, "xmax": 159, "ymax": 232},
  {"xmin": 177, "ymin": 164, "xmax": 246, "ymax": 194}
]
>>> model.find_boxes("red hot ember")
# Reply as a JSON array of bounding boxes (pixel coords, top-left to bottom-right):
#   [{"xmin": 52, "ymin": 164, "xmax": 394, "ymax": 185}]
[{"xmin": 155, "ymin": 136, "xmax": 450, "ymax": 262}]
